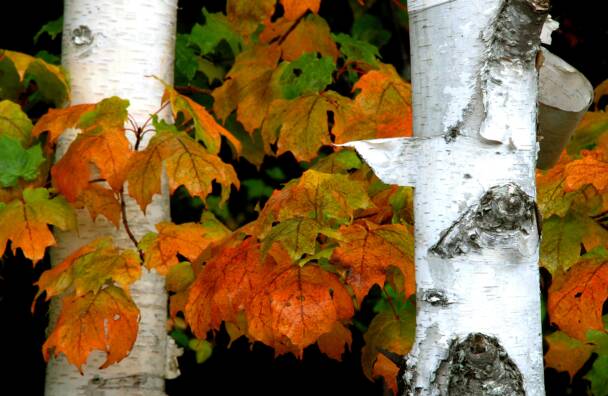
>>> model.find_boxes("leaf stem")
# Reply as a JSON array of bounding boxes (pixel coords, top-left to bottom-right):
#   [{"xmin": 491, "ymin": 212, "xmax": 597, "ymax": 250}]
[{"xmin": 120, "ymin": 190, "xmax": 143, "ymax": 259}]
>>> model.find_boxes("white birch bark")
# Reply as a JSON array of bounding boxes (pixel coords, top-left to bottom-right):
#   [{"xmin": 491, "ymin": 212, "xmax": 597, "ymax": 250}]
[
  {"xmin": 45, "ymin": 1, "xmax": 179, "ymax": 395},
  {"xmin": 344, "ymin": 0, "xmax": 553, "ymax": 394}
]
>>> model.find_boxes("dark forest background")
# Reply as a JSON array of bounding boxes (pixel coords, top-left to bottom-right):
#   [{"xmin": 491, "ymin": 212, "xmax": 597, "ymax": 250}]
[{"xmin": 1, "ymin": 1, "xmax": 607, "ymax": 395}]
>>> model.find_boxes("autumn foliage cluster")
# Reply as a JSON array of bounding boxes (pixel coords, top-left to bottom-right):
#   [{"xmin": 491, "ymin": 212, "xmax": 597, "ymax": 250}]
[{"xmin": 1, "ymin": 0, "xmax": 608, "ymax": 394}]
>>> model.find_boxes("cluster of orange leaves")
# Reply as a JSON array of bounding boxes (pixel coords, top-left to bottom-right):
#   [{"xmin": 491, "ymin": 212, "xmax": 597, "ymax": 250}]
[{"xmin": 2, "ymin": 0, "xmax": 608, "ymax": 393}]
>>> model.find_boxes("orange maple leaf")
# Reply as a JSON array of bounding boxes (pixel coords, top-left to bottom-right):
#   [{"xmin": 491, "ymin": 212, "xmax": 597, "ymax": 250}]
[
  {"xmin": 317, "ymin": 322, "xmax": 352, "ymax": 361},
  {"xmin": 280, "ymin": 0, "xmax": 320, "ymax": 20},
  {"xmin": 246, "ymin": 261, "xmax": 354, "ymax": 356},
  {"xmin": 0, "ymin": 188, "xmax": 76, "ymax": 263},
  {"xmin": 51, "ymin": 98, "xmax": 132, "ymax": 201},
  {"xmin": 563, "ymin": 149, "xmax": 608, "ymax": 193},
  {"xmin": 140, "ymin": 221, "xmax": 230, "ymax": 275},
  {"xmin": 32, "ymin": 104, "xmax": 96, "ymax": 150},
  {"xmin": 186, "ymin": 239, "xmax": 274, "ymax": 338},
  {"xmin": 335, "ymin": 64, "xmax": 413, "ymax": 143},
  {"xmin": 43, "ymin": 286, "xmax": 139, "ymax": 372},
  {"xmin": 126, "ymin": 127, "xmax": 239, "ymax": 211},
  {"xmin": 548, "ymin": 257, "xmax": 608, "ymax": 340},
  {"xmin": 331, "ymin": 220, "xmax": 415, "ymax": 305}
]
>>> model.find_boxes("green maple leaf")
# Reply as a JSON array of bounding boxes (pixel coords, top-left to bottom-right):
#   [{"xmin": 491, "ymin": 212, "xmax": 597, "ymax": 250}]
[{"xmin": 0, "ymin": 135, "xmax": 45, "ymax": 187}]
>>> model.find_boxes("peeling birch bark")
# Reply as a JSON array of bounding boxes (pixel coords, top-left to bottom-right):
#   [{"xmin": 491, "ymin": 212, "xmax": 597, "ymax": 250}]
[
  {"xmin": 342, "ymin": 0, "xmax": 554, "ymax": 394},
  {"xmin": 44, "ymin": 1, "xmax": 178, "ymax": 395}
]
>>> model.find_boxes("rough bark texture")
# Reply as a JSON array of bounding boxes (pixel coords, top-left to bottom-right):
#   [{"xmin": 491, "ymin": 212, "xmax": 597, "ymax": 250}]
[
  {"xmin": 345, "ymin": 0, "xmax": 550, "ymax": 394},
  {"xmin": 44, "ymin": 1, "xmax": 179, "ymax": 395}
]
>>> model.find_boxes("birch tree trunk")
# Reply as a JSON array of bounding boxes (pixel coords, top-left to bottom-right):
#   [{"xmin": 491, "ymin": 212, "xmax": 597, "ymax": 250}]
[
  {"xmin": 44, "ymin": 1, "xmax": 179, "ymax": 395},
  {"xmin": 345, "ymin": 0, "xmax": 551, "ymax": 394}
]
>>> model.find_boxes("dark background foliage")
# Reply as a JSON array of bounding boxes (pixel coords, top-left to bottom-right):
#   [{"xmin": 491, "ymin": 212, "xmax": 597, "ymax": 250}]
[{"xmin": 1, "ymin": 1, "xmax": 606, "ymax": 395}]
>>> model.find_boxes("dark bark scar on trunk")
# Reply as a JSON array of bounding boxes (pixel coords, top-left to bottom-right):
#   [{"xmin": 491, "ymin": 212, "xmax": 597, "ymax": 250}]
[
  {"xmin": 429, "ymin": 183, "xmax": 539, "ymax": 258},
  {"xmin": 438, "ymin": 333, "xmax": 525, "ymax": 396}
]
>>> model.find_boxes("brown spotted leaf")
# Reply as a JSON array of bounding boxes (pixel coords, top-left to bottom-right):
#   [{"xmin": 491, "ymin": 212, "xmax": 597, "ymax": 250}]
[{"xmin": 43, "ymin": 286, "xmax": 139, "ymax": 371}]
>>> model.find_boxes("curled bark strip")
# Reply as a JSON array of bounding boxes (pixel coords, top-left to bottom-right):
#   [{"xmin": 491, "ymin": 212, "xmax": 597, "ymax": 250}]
[
  {"xmin": 430, "ymin": 183, "xmax": 538, "ymax": 258},
  {"xmin": 440, "ymin": 333, "xmax": 525, "ymax": 396}
]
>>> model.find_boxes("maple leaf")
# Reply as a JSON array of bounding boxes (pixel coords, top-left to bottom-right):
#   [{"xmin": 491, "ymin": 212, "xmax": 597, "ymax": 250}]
[
  {"xmin": 226, "ymin": 0, "xmax": 276, "ymax": 36},
  {"xmin": 0, "ymin": 135, "xmax": 45, "ymax": 188},
  {"xmin": 317, "ymin": 322, "xmax": 352, "ymax": 361},
  {"xmin": 35, "ymin": 237, "xmax": 141, "ymax": 303},
  {"xmin": 43, "ymin": 286, "xmax": 139, "ymax": 371},
  {"xmin": 186, "ymin": 239, "xmax": 274, "ymax": 338},
  {"xmin": 333, "ymin": 33, "xmax": 381, "ymax": 69},
  {"xmin": 212, "ymin": 44, "xmax": 281, "ymax": 133},
  {"xmin": 166, "ymin": 261, "xmax": 196, "ymax": 293},
  {"xmin": 372, "ymin": 354, "xmax": 400, "ymax": 395},
  {"xmin": 247, "ymin": 262, "xmax": 354, "ymax": 356},
  {"xmin": 544, "ymin": 331, "xmax": 593, "ymax": 379},
  {"xmin": 276, "ymin": 53, "xmax": 336, "ymax": 100},
  {"xmin": 280, "ymin": 0, "xmax": 320, "ymax": 20},
  {"xmin": 0, "ymin": 50, "xmax": 69, "ymax": 106},
  {"xmin": 0, "ymin": 99, "xmax": 33, "ymax": 145},
  {"xmin": 361, "ymin": 299, "xmax": 415, "ymax": 381},
  {"xmin": 32, "ymin": 103, "xmax": 96, "ymax": 150},
  {"xmin": 262, "ymin": 92, "xmax": 349, "ymax": 161},
  {"xmin": 563, "ymin": 149, "xmax": 608, "ymax": 193},
  {"xmin": 261, "ymin": 15, "xmax": 339, "ymax": 62},
  {"xmin": 74, "ymin": 184, "xmax": 121, "ymax": 228},
  {"xmin": 255, "ymin": 169, "xmax": 372, "ymax": 235},
  {"xmin": 0, "ymin": 188, "xmax": 76, "ymax": 263},
  {"xmin": 162, "ymin": 84, "xmax": 241, "ymax": 155},
  {"xmin": 139, "ymin": 220, "xmax": 230, "ymax": 275},
  {"xmin": 51, "ymin": 98, "xmax": 132, "ymax": 201},
  {"xmin": 260, "ymin": 217, "xmax": 339, "ymax": 261},
  {"xmin": 536, "ymin": 152, "xmax": 578, "ymax": 218},
  {"xmin": 189, "ymin": 9, "xmax": 243, "ymax": 57},
  {"xmin": 540, "ymin": 214, "xmax": 586, "ymax": 275},
  {"xmin": 331, "ymin": 220, "xmax": 415, "ymax": 305},
  {"xmin": 548, "ymin": 250, "xmax": 608, "ymax": 340},
  {"xmin": 567, "ymin": 111, "xmax": 608, "ymax": 155},
  {"xmin": 126, "ymin": 121, "xmax": 239, "ymax": 211},
  {"xmin": 334, "ymin": 64, "xmax": 413, "ymax": 143}
]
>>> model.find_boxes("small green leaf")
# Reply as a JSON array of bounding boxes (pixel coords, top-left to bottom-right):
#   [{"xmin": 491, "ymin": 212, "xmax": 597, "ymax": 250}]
[
  {"xmin": 34, "ymin": 17, "xmax": 64, "ymax": 43},
  {"xmin": 0, "ymin": 54, "xmax": 22, "ymax": 101},
  {"xmin": 189, "ymin": 339, "xmax": 213, "ymax": 364},
  {"xmin": 277, "ymin": 53, "xmax": 335, "ymax": 100},
  {"xmin": 540, "ymin": 214, "xmax": 586, "ymax": 275},
  {"xmin": 34, "ymin": 51, "xmax": 60, "ymax": 65},
  {"xmin": 351, "ymin": 15, "xmax": 391, "ymax": 48},
  {"xmin": 333, "ymin": 33, "xmax": 380, "ymax": 67},
  {"xmin": 24, "ymin": 59, "xmax": 69, "ymax": 107},
  {"xmin": 0, "ymin": 135, "xmax": 45, "ymax": 187},
  {"xmin": 585, "ymin": 356, "xmax": 608, "ymax": 396},
  {"xmin": 170, "ymin": 329, "xmax": 190, "ymax": 348},
  {"xmin": 175, "ymin": 34, "xmax": 198, "ymax": 82},
  {"xmin": 189, "ymin": 9, "xmax": 242, "ymax": 56}
]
